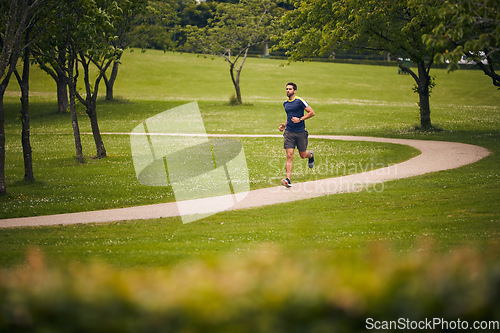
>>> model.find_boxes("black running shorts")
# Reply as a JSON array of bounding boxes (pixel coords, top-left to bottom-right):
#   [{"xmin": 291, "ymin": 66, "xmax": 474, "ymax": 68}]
[{"xmin": 283, "ymin": 130, "xmax": 308, "ymax": 151}]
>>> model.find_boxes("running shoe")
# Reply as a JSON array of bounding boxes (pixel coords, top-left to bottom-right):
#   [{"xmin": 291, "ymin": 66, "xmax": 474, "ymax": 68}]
[
  {"xmin": 308, "ymin": 151, "xmax": 315, "ymax": 168},
  {"xmin": 281, "ymin": 178, "xmax": 292, "ymax": 188}
]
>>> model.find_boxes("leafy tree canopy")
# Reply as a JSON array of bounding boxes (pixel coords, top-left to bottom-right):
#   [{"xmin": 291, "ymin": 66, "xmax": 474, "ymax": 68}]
[
  {"xmin": 279, "ymin": 0, "xmax": 441, "ymax": 61},
  {"xmin": 278, "ymin": 0, "xmax": 444, "ymax": 129},
  {"xmin": 422, "ymin": 0, "xmax": 500, "ymax": 88}
]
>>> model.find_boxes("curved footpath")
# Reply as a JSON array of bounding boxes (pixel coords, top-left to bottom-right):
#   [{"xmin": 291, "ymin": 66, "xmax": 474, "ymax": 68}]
[{"xmin": 0, "ymin": 135, "xmax": 491, "ymax": 228}]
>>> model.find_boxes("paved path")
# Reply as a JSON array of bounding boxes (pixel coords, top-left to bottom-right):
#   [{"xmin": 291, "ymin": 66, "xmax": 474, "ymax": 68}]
[{"xmin": 0, "ymin": 135, "xmax": 490, "ymax": 228}]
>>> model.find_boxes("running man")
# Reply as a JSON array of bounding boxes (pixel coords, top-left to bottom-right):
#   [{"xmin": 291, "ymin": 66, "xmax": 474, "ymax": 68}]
[{"xmin": 278, "ymin": 82, "xmax": 315, "ymax": 188}]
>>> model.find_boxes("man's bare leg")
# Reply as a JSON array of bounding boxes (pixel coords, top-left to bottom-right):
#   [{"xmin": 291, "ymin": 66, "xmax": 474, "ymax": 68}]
[
  {"xmin": 281, "ymin": 148, "xmax": 295, "ymax": 187},
  {"xmin": 285, "ymin": 148, "xmax": 294, "ymax": 180},
  {"xmin": 299, "ymin": 150, "xmax": 312, "ymax": 159}
]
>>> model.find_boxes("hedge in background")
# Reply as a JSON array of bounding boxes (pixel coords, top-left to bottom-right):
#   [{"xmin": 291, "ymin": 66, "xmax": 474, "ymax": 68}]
[{"xmin": 1, "ymin": 243, "xmax": 499, "ymax": 332}]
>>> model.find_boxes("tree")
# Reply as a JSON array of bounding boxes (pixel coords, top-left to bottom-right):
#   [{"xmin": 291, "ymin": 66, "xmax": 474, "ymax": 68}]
[
  {"xmin": 175, "ymin": 0, "xmax": 217, "ymax": 47},
  {"xmin": 12, "ymin": 0, "xmax": 51, "ymax": 182},
  {"xmin": 102, "ymin": 0, "xmax": 148, "ymax": 100},
  {"xmin": 128, "ymin": 0, "xmax": 181, "ymax": 51},
  {"xmin": 34, "ymin": 0, "xmax": 119, "ymax": 159},
  {"xmin": 72, "ymin": 0, "xmax": 119, "ymax": 159},
  {"xmin": 37, "ymin": 46, "xmax": 70, "ymax": 113},
  {"xmin": 422, "ymin": 0, "xmax": 500, "ymax": 88},
  {"xmin": 187, "ymin": 0, "xmax": 280, "ymax": 104},
  {"xmin": 13, "ymin": 25, "xmax": 35, "ymax": 182},
  {"xmin": 32, "ymin": 4, "xmax": 70, "ymax": 116},
  {"xmin": 67, "ymin": 42, "xmax": 85, "ymax": 163},
  {"xmin": 31, "ymin": 0, "xmax": 90, "ymax": 163},
  {"xmin": 0, "ymin": 0, "xmax": 42, "ymax": 195},
  {"xmin": 33, "ymin": 0, "xmax": 145, "ymax": 161},
  {"xmin": 279, "ymin": 0, "xmax": 443, "ymax": 129}
]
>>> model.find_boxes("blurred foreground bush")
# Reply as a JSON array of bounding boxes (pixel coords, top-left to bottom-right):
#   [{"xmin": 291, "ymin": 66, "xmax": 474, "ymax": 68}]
[{"xmin": 1, "ymin": 243, "xmax": 499, "ymax": 332}]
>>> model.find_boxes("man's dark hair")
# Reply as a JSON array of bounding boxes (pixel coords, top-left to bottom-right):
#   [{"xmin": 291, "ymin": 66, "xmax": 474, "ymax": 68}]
[{"xmin": 286, "ymin": 82, "xmax": 297, "ymax": 90}]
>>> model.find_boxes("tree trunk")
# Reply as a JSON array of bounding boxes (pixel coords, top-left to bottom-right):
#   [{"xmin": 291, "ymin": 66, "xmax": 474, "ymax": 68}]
[
  {"xmin": 37, "ymin": 48, "xmax": 70, "ymax": 113},
  {"xmin": 56, "ymin": 46, "xmax": 69, "ymax": 112},
  {"xmin": 18, "ymin": 30, "xmax": 34, "ymax": 182},
  {"xmin": 418, "ymin": 88, "xmax": 432, "ymax": 129},
  {"xmin": 0, "ymin": 0, "xmax": 32, "ymax": 195},
  {"xmin": 78, "ymin": 53, "xmax": 107, "ymax": 159},
  {"xmin": 234, "ymin": 81, "xmax": 242, "ymax": 105},
  {"xmin": 229, "ymin": 63, "xmax": 242, "ymax": 104},
  {"xmin": 416, "ymin": 61, "xmax": 432, "ymax": 130},
  {"xmin": 68, "ymin": 52, "xmax": 84, "ymax": 163},
  {"xmin": 56, "ymin": 68, "xmax": 69, "ymax": 112},
  {"xmin": 0, "ymin": 94, "xmax": 6, "ymax": 195},
  {"xmin": 87, "ymin": 102, "xmax": 106, "ymax": 158},
  {"xmin": 105, "ymin": 58, "xmax": 120, "ymax": 101},
  {"xmin": 0, "ymin": 74, "xmax": 12, "ymax": 195},
  {"xmin": 69, "ymin": 88, "xmax": 84, "ymax": 163}
]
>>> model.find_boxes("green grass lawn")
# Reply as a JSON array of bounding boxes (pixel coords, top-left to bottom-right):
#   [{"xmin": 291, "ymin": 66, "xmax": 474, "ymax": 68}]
[
  {"xmin": 1, "ymin": 50, "xmax": 499, "ymax": 265},
  {"xmin": 0, "ymin": 51, "xmax": 499, "ymax": 331}
]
